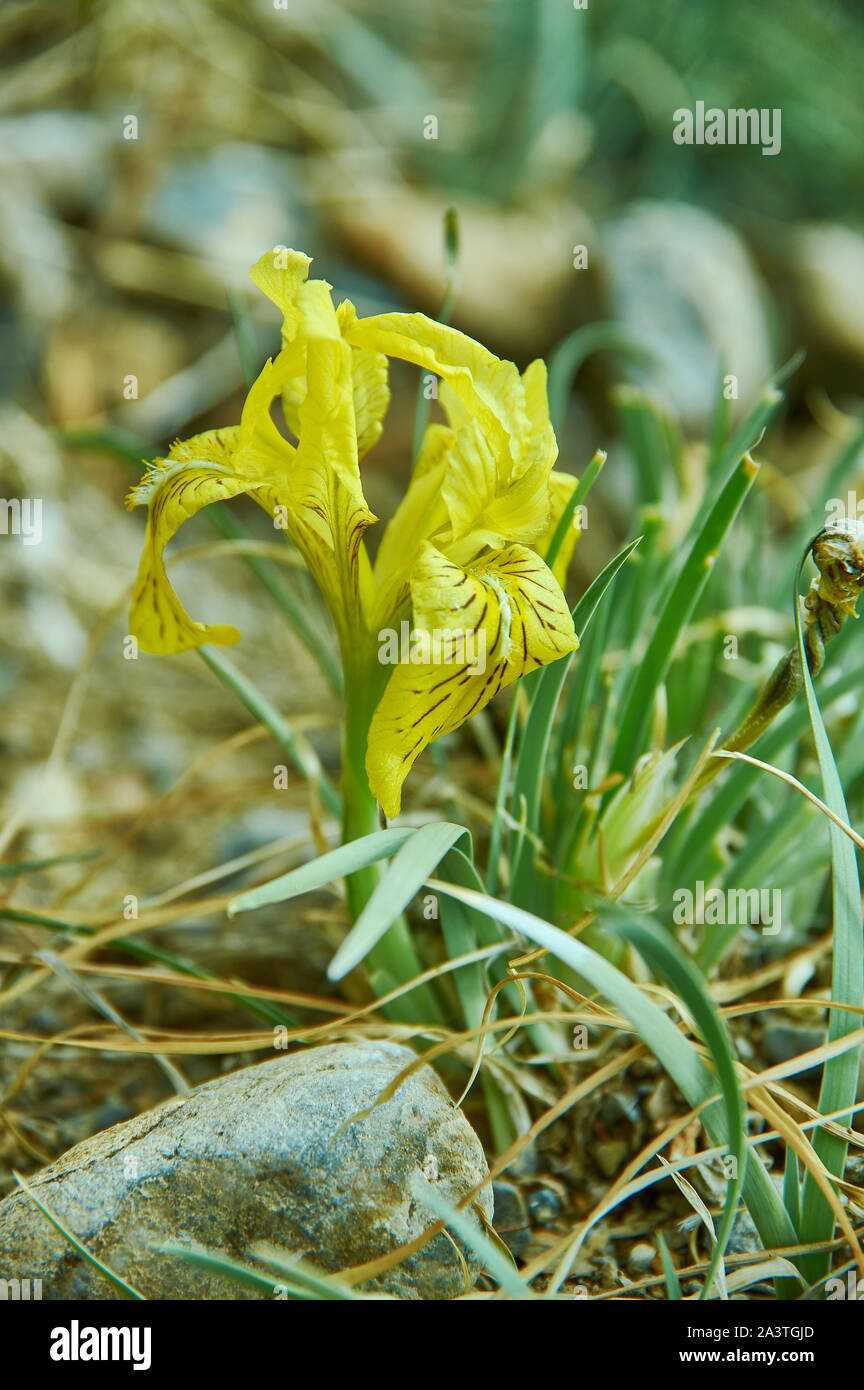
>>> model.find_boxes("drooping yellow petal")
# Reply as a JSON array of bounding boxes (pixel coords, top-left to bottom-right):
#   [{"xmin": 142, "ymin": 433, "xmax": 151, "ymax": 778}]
[
  {"xmin": 126, "ymin": 436, "xmax": 249, "ymax": 654},
  {"xmin": 341, "ymin": 305, "xmax": 527, "ymax": 472},
  {"xmin": 367, "ymin": 542, "xmax": 578, "ymax": 817}
]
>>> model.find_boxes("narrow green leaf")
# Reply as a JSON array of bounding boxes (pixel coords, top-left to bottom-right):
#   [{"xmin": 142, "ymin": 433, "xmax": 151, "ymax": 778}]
[
  {"xmin": 608, "ymin": 452, "xmax": 758, "ymax": 779},
  {"xmin": 607, "ymin": 910, "xmax": 747, "ymax": 1301},
  {"xmin": 543, "ymin": 448, "xmax": 606, "ymax": 573},
  {"xmin": 0, "ymin": 849, "xmax": 99, "ymax": 878},
  {"xmin": 411, "ymin": 1178, "xmax": 533, "ymax": 1300},
  {"xmin": 199, "ymin": 646, "xmax": 340, "ymax": 818},
  {"xmin": 792, "ymin": 551, "xmax": 863, "ymax": 1285},
  {"xmin": 657, "ymin": 1233, "xmax": 683, "ymax": 1299},
  {"xmin": 425, "ymin": 882, "xmax": 798, "ymax": 1260},
  {"xmin": 0, "ymin": 907, "xmax": 297, "ymax": 1028},
  {"xmin": 509, "ymin": 537, "xmax": 642, "ymax": 905},
  {"xmin": 328, "ymin": 823, "xmax": 471, "ymax": 980},
  {"xmin": 547, "ymin": 324, "xmax": 653, "ymax": 434},
  {"xmin": 13, "ymin": 1171, "xmax": 144, "ymax": 1300},
  {"xmin": 228, "ymin": 829, "xmax": 413, "ymax": 916},
  {"xmin": 156, "ymin": 1241, "xmax": 357, "ymax": 1300}
]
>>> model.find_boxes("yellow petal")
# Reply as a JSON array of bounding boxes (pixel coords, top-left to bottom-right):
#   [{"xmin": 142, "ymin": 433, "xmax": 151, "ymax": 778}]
[
  {"xmin": 126, "ymin": 439, "xmax": 249, "ymax": 654},
  {"xmin": 442, "ymin": 419, "xmax": 555, "ymax": 557},
  {"xmin": 247, "ymin": 342, "xmax": 377, "ymax": 640},
  {"xmin": 342, "ymin": 306, "xmax": 527, "ymax": 470},
  {"xmin": 337, "ymin": 300, "xmax": 390, "ymax": 460},
  {"xmin": 371, "ymin": 423, "xmax": 452, "ymax": 623},
  {"xmin": 249, "ymin": 247, "xmax": 314, "ymax": 342},
  {"xmin": 535, "ymin": 470, "xmax": 581, "ymax": 587},
  {"xmin": 367, "ymin": 542, "xmax": 578, "ymax": 817},
  {"xmin": 251, "ymin": 252, "xmax": 391, "ymax": 461}
]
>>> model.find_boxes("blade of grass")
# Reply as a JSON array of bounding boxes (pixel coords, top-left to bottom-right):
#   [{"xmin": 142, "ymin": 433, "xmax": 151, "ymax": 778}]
[
  {"xmin": 487, "ymin": 455, "xmax": 610, "ymax": 897},
  {"xmin": 425, "ymin": 881, "xmax": 798, "ymax": 1265},
  {"xmin": 547, "ymin": 324, "xmax": 653, "ymax": 434},
  {"xmin": 792, "ymin": 551, "xmax": 864, "ymax": 1285},
  {"xmin": 13, "ymin": 1170, "xmax": 144, "ymax": 1300},
  {"xmin": 227, "ymin": 829, "xmax": 414, "ymax": 916},
  {"xmin": 0, "ymin": 906, "xmax": 298, "ymax": 1028},
  {"xmin": 657, "ymin": 1233, "xmax": 683, "ymax": 1299},
  {"xmin": 607, "ymin": 451, "xmax": 758, "ymax": 781},
  {"xmin": 411, "ymin": 1177, "xmax": 533, "ymax": 1300},
  {"xmin": 543, "ymin": 448, "xmax": 606, "ymax": 572},
  {"xmin": 327, "ymin": 823, "xmax": 471, "ymax": 981},
  {"xmin": 509, "ymin": 537, "xmax": 641, "ymax": 906},
  {"xmin": 198, "ymin": 646, "xmax": 340, "ymax": 817},
  {"xmin": 156, "ymin": 1241, "xmax": 357, "ymax": 1300},
  {"xmin": 607, "ymin": 909, "xmax": 747, "ymax": 1301}
]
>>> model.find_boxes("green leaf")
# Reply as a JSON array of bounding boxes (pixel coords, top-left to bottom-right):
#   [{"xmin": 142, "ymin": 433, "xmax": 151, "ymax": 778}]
[
  {"xmin": 792, "ymin": 551, "xmax": 864, "ymax": 1285},
  {"xmin": 547, "ymin": 325, "xmax": 653, "ymax": 434},
  {"xmin": 509, "ymin": 537, "xmax": 643, "ymax": 905},
  {"xmin": 425, "ymin": 882, "xmax": 798, "ymax": 1269},
  {"xmin": 543, "ymin": 448, "xmax": 606, "ymax": 573},
  {"xmin": 156, "ymin": 1241, "xmax": 357, "ymax": 1300},
  {"xmin": 608, "ymin": 451, "xmax": 759, "ymax": 780},
  {"xmin": 199, "ymin": 646, "xmax": 340, "ymax": 818},
  {"xmin": 327, "ymin": 823, "xmax": 471, "ymax": 980},
  {"xmin": 607, "ymin": 909, "xmax": 747, "ymax": 1301},
  {"xmin": 411, "ymin": 1178, "xmax": 533, "ymax": 1300},
  {"xmin": 657, "ymin": 1233, "xmax": 683, "ymax": 1300},
  {"xmin": 227, "ymin": 829, "xmax": 413, "ymax": 916},
  {"xmin": 0, "ymin": 907, "xmax": 296, "ymax": 1028}
]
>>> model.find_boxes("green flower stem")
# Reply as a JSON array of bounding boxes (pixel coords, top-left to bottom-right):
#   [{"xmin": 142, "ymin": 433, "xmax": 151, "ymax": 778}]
[{"xmin": 341, "ymin": 653, "xmax": 440, "ymax": 1024}]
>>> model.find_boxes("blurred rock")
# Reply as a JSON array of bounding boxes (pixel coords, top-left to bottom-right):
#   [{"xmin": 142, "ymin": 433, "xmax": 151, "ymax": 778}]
[
  {"xmin": 0, "ymin": 1041, "xmax": 493, "ymax": 1300},
  {"xmin": 323, "ymin": 173, "xmax": 591, "ymax": 357},
  {"xmin": 791, "ymin": 223, "xmax": 864, "ymax": 365},
  {"xmin": 595, "ymin": 1139, "xmax": 629, "ymax": 1178},
  {"xmin": 526, "ymin": 1185, "xmax": 562, "ymax": 1224},
  {"xmin": 600, "ymin": 201, "xmax": 775, "ymax": 429},
  {"xmin": 145, "ymin": 144, "xmax": 306, "ymax": 292},
  {"xmin": 627, "ymin": 1241, "xmax": 656, "ymax": 1274},
  {"xmin": 491, "ymin": 1179, "xmax": 530, "ymax": 1257}
]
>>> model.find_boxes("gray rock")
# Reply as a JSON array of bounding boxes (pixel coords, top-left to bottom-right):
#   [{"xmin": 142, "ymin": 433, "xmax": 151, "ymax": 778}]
[
  {"xmin": 491, "ymin": 1180, "xmax": 530, "ymax": 1258},
  {"xmin": 0, "ymin": 1042, "xmax": 492, "ymax": 1301},
  {"xmin": 601, "ymin": 201, "xmax": 775, "ymax": 430},
  {"xmin": 526, "ymin": 1186, "xmax": 562, "ymax": 1224}
]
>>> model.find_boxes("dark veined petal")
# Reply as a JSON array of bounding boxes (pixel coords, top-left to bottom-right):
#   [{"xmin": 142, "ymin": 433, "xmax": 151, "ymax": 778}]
[{"xmin": 367, "ymin": 542, "xmax": 578, "ymax": 817}]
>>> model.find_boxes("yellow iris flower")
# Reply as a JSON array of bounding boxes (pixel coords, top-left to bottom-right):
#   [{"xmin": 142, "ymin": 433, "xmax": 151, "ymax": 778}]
[{"xmin": 127, "ymin": 248, "xmax": 580, "ymax": 818}]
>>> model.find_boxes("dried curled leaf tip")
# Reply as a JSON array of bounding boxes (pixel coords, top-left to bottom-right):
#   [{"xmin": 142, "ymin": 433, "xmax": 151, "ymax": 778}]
[{"xmin": 810, "ymin": 518, "xmax": 864, "ymax": 617}]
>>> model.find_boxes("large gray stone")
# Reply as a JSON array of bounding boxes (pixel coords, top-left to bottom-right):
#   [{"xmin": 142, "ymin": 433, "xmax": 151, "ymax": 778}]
[{"xmin": 0, "ymin": 1042, "xmax": 493, "ymax": 1300}]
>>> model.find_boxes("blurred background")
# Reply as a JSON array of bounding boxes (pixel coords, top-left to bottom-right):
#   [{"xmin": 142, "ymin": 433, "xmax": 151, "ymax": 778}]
[{"xmin": 3, "ymin": 0, "xmax": 864, "ymax": 1164}]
